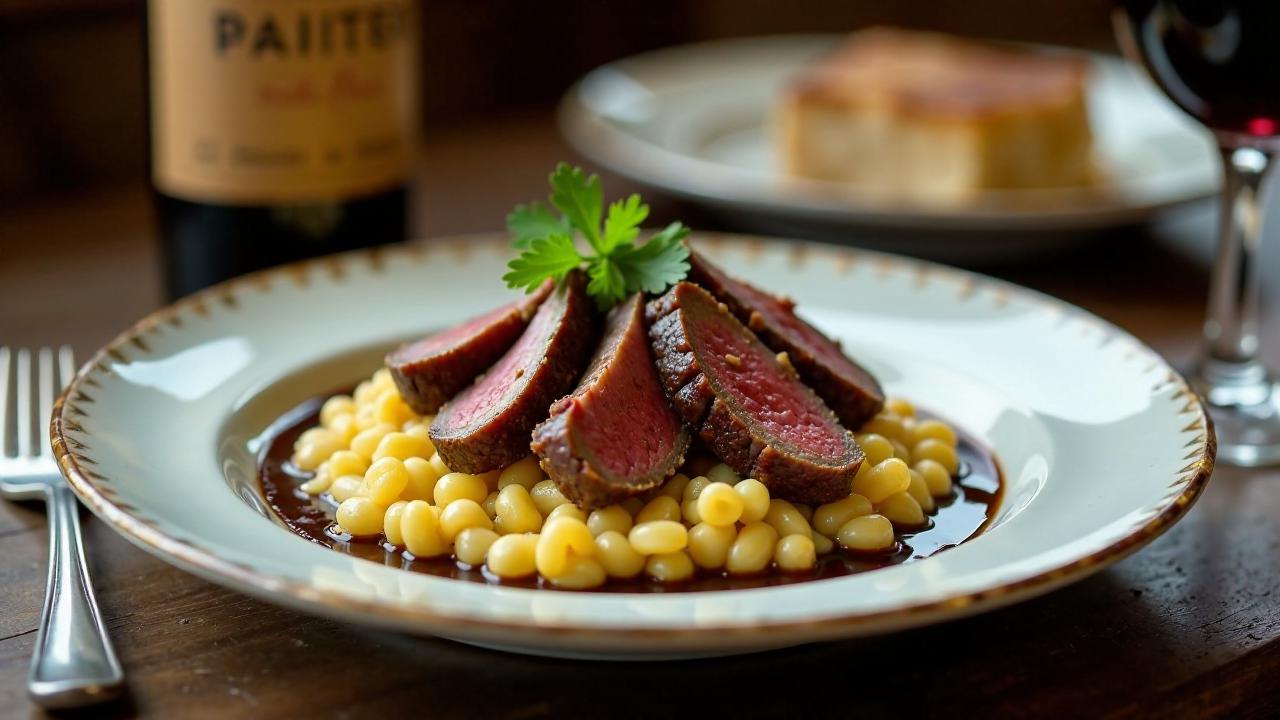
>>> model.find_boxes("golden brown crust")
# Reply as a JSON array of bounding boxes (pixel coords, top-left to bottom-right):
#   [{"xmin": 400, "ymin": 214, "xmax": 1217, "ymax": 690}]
[
  {"xmin": 785, "ymin": 26, "xmax": 1089, "ymax": 121},
  {"xmin": 777, "ymin": 27, "xmax": 1096, "ymax": 199}
]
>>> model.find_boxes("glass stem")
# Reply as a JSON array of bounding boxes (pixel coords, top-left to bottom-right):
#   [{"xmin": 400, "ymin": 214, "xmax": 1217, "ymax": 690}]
[{"xmin": 1198, "ymin": 145, "xmax": 1274, "ymax": 398}]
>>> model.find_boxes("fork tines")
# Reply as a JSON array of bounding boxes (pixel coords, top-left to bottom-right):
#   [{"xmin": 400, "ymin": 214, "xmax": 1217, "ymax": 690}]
[{"xmin": 1, "ymin": 347, "xmax": 76, "ymax": 460}]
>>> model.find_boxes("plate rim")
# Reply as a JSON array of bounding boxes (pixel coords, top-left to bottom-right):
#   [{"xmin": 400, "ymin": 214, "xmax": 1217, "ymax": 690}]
[
  {"xmin": 557, "ymin": 33, "xmax": 1217, "ymax": 231},
  {"xmin": 50, "ymin": 233, "xmax": 1217, "ymax": 644}
]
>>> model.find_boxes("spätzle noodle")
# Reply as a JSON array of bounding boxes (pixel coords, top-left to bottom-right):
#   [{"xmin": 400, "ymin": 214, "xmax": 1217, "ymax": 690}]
[
  {"xmin": 913, "ymin": 438, "xmax": 959, "ymax": 475},
  {"xmin": 498, "ymin": 455, "xmax": 544, "ymax": 489},
  {"xmin": 629, "ymin": 520, "xmax": 689, "ymax": 555},
  {"xmin": 335, "ymin": 496, "xmax": 384, "ymax": 537},
  {"xmin": 687, "ymin": 522, "xmax": 736, "ymax": 569},
  {"xmin": 775, "ymin": 534, "xmax": 817, "ymax": 572},
  {"xmin": 645, "ymin": 551, "xmax": 695, "ymax": 583},
  {"xmin": 734, "ymin": 478, "xmax": 770, "ymax": 523},
  {"xmin": 401, "ymin": 500, "xmax": 447, "ymax": 558},
  {"xmin": 284, "ymin": 378, "xmax": 984, "ymax": 589},
  {"xmin": 486, "ymin": 534, "xmax": 538, "ymax": 578},
  {"xmin": 636, "ymin": 495, "xmax": 682, "ymax": 523},
  {"xmin": 837, "ymin": 514, "xmax": 896, "ymax": 551},
  {"xmin": 696, "ymin": 482, "xmax": 744, "ymax": 527},
  {"xmin": 726, "ymin": 522, "xmax": 778, "ymax": 575},
  {"xmin": 813, "ymin": 493, "xmax": 874, "ymax": 537},
  {"xmin": 454, "ymin": 527, "xmax": 499, "ymax": 566},
  {"xmin": 595, "ymin": 531, "xmax": 645, "ymax": 578},
  {"xmin": 852, "ymin": 457, "xmax": 912, "ymax": 503},
  {"xmin": 495, "ymin": 484, "xmax": 543, "ymax": 534},
  {"xmin": 587, "ymin": 505, "xmax": 633, "ymax": 537},
  {"xmin": 546, "ymin": 503, "xmax": 588, "ymax": 523},
  {"xmin": 878, "ymin": 491, "xmax": 926, "ymax": 528},
  {"xmin": 434, "ymin": 472, "xmax": 488, "ymax": 507},
  {"xmin": 915, "ymin": 459, "xmax": 953, "ymax": 497},
  {"xmin": 530, "ymin": 479, "xmax": 571, "ymax": 515}
]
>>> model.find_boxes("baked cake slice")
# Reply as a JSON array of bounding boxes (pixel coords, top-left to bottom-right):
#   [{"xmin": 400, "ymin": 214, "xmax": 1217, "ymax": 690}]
[{"xmin": 777, "ymin": 27, "xmax": 1095, "ymax": 205}]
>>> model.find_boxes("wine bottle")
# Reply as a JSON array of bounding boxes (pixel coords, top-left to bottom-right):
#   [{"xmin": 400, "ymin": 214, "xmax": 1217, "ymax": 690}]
[{"xmin": 148, "ymin": 0, "xmax": 419, "ymax": 298}]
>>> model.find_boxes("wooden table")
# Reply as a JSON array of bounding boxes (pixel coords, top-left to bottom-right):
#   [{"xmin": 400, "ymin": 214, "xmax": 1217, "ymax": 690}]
[{"xmin": 2, "ymin": 112, "xmax": 1278, "ymax": 719}]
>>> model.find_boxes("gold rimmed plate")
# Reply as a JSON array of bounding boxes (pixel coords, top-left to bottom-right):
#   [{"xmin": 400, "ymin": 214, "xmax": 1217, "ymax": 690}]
[
  {"xmin": 52, "ymin": 233, "xmax": 1213, "ymax": 659},
  {"xmin": 559, "ymin": 36, "xmax": 1218, "ymax": 260}
]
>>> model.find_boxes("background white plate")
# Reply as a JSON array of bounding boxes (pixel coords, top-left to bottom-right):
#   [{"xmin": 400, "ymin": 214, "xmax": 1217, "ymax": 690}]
[
  {"xmin": 559, "ymin": 35, "xmax": 1218, "ymax": 258},
  {"xmin": 53, "ymin": 234, "xmax": 1213, "ymax": 660}
]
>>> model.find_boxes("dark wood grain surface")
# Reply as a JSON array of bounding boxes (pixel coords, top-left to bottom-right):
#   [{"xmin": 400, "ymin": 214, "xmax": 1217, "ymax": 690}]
[{"xmin": 1, "ymin": 113, "xmax": 1278, "ymax": 719}]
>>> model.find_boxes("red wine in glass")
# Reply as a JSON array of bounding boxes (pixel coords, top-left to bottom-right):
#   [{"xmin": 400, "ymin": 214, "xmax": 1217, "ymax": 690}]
[
  {"xmin": 1115, "ymin": 0, "xmax": 1280, "ymax": 140},
  {"xmin": 1115, "ymin": 0, "xmax": 1280, "ymax": 465}
]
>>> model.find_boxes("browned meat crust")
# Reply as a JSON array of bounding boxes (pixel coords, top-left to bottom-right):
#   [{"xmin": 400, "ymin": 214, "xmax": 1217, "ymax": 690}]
[
  {"xmin": 386, "ymin": 280, "xmax": 553, "ymax": 414},
  {"xmin": 687, "ymin": 247, "xmax": 884, "ymax": 427},
  {"xmin": 532, "ymin": 294, "xmax": 691, "ymax": 510},
  {"xmin": 647, "ymin": 282, "xmax": 863, "ymax": 505},
  {"xmin": 429, "ymin": 272, "xmax": 594, "ymax": 473}
]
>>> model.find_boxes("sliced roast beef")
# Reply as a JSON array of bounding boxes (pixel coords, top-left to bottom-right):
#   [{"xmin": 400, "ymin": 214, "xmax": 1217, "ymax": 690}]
[
  {"xmin": 430, "ymin": 272, "xmax": 594, "ymax": 473},
  {"xmin": 686, "ymin": 247, "xmax": 884, "ymax": 427},
  {"xmin": 532, "ymin": 294, "xmax": 691, "ymax": 510},
  {"xmin": 387, "ymin": 280, "xmax": 553, "ymax": 414},
  {"xmin": 647, "ymin": 282, "xmax": 864, "ymax": 505}
]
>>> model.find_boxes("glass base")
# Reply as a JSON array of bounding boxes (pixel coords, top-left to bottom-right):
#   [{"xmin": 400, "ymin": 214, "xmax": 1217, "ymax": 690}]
[{"xmin": 1191, "ymin": 357, "xmax": 1280, "ymax": 467}]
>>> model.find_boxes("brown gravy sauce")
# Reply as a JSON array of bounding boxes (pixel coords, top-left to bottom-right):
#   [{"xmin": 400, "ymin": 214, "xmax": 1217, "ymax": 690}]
[{"xmin": 257, "ymin": 393, "xmax": 1003, "ymax": 593}]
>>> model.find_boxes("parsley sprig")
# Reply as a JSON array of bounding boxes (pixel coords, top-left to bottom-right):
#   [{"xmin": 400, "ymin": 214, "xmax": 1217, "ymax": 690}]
[{"xmin": 504, "ymin": 164, "xmax": 690, "ymax": 309}]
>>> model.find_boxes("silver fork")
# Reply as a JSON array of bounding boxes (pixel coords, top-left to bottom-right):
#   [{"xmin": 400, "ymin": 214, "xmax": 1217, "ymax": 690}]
[{"xmin": 0, "ymin": 347, "xmax": 124, "ymax": 708}]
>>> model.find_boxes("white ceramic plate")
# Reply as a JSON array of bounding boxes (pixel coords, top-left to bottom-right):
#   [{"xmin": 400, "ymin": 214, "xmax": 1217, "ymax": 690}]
[
  {"xmin": 559, "ymin": 36, "xmax": 1218, "ymax": 257},
  {"xmin": 53, "ymin": 234, "xmax": 1213, "ymax": 660}
]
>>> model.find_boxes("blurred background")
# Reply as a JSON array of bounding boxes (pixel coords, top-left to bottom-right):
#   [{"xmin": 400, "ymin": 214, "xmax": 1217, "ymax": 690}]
[
  {"xmin": 9, "ymin": 4, "xmax": 1280, "ymax": 715},
  {"xmin": 0, "ymin": 0, "xmax": 1117, "ymax": 205},
  {"xmin": 0, "ymin": 0, "xmax": 1228, "ymax": 362}
]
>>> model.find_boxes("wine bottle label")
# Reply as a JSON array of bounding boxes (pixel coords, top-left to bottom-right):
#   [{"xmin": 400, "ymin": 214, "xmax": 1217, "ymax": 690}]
[{"xmin": 149, "ymin": 0, "xmax": 418, "ymax": 204}]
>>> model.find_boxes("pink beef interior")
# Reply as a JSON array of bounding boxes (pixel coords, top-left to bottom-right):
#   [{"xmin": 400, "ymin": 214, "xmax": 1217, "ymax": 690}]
[
  {"xmin": 570, "ymin": 299, "xmax": 682, "ymax": 478},
  {"xmin": 716, "ymin": 265, "xmax": 863, "ymax": 382},
  {"xmin": 438, "ymin": 291, "xmax": 562, "ymax": 429},
  {"xmin": 390, "ymin": 302, "xmax": 518, "ymax": 362},
  {"xmin": 684, "ymin": 291, "xmax": 848, "ymax": 458}
]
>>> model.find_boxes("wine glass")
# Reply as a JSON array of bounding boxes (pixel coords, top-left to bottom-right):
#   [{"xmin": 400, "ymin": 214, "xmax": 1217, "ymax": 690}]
[{"xmin": 1113, "ymin": 0, "xmax": 1280, "ymax": 466}]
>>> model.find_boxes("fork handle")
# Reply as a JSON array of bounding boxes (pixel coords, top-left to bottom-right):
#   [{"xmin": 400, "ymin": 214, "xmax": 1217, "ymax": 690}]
[{"xmin": 28, "ymin": 483, "xmax": 125, "ymax": 708}]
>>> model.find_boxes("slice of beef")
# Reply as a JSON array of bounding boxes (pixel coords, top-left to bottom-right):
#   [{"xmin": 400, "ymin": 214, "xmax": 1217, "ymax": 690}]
[
  {"xmin": 387, "ymin": 280, "xmax": 553, "ymax": 414},
  {"xmin": 532, "ymin": 294, "xmax": 691, "ymax": 510},
  {"xmin": 647, "ymin": 282, "xmax": 863, "ymax": 505},
  {"xmin": 687, "ymin": 247, "xmax": 884, "ymax": 427},
  {"xmin": 430, "ymin": 272, "xmax": 594, "ymax": 473}
]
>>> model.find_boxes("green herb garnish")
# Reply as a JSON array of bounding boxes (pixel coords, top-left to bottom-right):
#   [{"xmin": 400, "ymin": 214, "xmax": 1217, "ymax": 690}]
[{"xmin": 504, "ymin": 163, "xmax": 690, "ymax": 309}]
